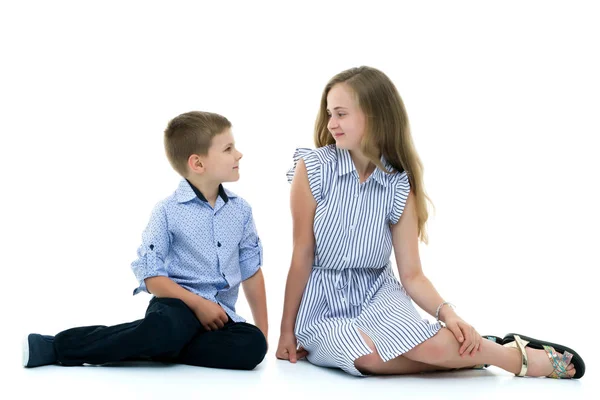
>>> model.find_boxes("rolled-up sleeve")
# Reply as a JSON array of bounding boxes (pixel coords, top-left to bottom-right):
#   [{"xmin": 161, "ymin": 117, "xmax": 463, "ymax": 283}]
[
  {"xmin": 130, "ymin": 202, "xmax": 171, "ymax": 294},
  {"xmin": 239, "ymin": 206, "xmax": 263, "ymax": 281}
]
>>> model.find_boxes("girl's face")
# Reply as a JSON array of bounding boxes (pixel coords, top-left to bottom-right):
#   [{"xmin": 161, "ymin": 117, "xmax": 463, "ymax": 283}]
[{"xmin": 326, "ymin": 83, "xmax": 366, "ymax": 151}]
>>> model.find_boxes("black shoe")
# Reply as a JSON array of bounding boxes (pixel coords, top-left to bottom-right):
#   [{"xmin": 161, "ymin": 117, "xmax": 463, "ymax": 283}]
[{"xmin": 23, "ymin": 334, "xmax": 57, "ymax": 368}]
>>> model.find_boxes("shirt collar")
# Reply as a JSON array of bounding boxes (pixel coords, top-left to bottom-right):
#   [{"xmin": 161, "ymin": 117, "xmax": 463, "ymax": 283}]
[
  {"xmin": 336, "ymin": 147, "xmax": 393, "ymax": 188},
  {"xmin": 176, "ymin": 179, "xmax": 236, "ymax": 203}
]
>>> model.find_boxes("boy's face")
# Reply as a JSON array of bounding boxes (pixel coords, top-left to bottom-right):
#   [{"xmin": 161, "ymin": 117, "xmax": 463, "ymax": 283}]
[{"xmin": 201, "ymin": 128, "xmax": 243, "ymax": 183}]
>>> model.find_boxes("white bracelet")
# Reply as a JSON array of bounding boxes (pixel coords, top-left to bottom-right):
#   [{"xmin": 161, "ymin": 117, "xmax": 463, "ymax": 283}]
[{"xmin": 435, "ymin": 301, "xmax": 455, "ymax": 322}]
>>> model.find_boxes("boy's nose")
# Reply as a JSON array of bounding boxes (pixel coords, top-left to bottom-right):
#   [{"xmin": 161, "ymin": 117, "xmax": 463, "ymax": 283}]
[{"xmin": 236, "ymin": 151, "xmax": 243, "ymax": 160}]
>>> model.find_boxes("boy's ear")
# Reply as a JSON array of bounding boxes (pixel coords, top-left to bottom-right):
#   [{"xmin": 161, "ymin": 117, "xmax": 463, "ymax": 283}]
[{"xmin": 187, "ymin": 154, "xmax": 205, "ymax": 174}]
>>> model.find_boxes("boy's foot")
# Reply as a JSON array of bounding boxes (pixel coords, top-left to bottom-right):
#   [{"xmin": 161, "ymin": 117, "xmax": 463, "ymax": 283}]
[{"xmin": 23, "ymin": 334, "xmax": 57, "ymax": 368}]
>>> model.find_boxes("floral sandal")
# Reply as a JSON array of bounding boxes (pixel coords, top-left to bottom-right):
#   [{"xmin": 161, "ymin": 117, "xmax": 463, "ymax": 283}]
[{"xmin": 503, "ymin": 333, "xmax": 585, "ymax": 379}]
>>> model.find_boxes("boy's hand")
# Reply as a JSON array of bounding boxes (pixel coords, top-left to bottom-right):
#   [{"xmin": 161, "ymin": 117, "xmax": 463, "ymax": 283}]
[
  {"xmin": 276, "ymin": 332, "xmax": 308, "ymax": 363},
  {"xmin": 192, "ymin": 297, "xmax": 229, "ymax": 331}
]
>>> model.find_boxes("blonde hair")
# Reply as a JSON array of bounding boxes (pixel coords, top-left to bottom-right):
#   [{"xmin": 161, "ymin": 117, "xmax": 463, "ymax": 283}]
[
  {"xmin": 164, "ymin": 111, "xmax": 231, "ymax": 177},
  {"xmin": 314, "ymin": 66, "xmax": 432, "ymax": 243}
]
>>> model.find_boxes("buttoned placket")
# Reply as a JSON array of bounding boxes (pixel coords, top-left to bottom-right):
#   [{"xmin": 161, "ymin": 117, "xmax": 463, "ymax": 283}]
[
  {"xmin": 211, "ymin": 197, "xmax": 230, "ymax": 293},
  {"xmin": 338, "ymin": 174, "xmax": 369, "ymax": 306}
]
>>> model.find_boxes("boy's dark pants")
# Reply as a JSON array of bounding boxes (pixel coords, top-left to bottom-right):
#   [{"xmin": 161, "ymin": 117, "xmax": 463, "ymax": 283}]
[{"xmin": 54, "ymin": 297, "xmax": 267, "ymax": 370}]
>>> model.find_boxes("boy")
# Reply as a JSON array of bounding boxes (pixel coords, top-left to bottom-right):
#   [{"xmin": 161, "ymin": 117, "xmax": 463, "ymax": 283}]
[{"xmin": 23, "ymin": 111, "xmax": 268, "ymax": 370}]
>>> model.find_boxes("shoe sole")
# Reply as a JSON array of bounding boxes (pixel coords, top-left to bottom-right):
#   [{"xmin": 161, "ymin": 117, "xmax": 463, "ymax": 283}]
[{"xmin": 22, "ymin": 334, "xmax": 30, "ymax": 367}]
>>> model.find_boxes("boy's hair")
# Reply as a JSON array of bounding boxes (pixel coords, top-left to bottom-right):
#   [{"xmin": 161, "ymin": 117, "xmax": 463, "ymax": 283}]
[{"xmin": 164, "ymin": 111, "xmax": 231, "ymax": 177}]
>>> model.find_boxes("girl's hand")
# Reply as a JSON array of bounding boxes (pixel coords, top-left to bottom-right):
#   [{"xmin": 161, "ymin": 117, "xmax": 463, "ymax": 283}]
[
  {"xmin": 444, "ymin": 316, "xmax": 482, "ymax": 357},
  {"xmin": 276, "ymin": 331, "xmax": 308, "ymax": 363}
]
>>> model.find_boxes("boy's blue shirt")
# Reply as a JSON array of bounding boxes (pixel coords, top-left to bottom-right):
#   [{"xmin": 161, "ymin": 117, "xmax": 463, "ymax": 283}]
[{"xmin": 131, "ymin": 179, "xmax": 263, "ymax": 322}]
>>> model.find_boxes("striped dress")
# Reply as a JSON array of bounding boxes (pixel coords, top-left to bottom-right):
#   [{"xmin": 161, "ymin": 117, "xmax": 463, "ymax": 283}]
[{"xmin": 287, "ymin": 145, "xmax": 441, "ymax": 376}]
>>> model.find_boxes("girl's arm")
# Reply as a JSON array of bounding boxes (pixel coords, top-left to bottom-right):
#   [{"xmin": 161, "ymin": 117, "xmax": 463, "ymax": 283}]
[
  {"xmin": 392, "ymin": 191, "xmax": 482, "ymax": 356},
  {"xmin": 276, "ymin": 159, "xmax": 316, "ymax": 362}
]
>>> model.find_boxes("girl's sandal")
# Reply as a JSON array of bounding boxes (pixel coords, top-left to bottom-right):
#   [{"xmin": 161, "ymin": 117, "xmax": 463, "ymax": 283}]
[{"xmin": 503, "ymin": 333, "xmax": 585, "ymax": 379}]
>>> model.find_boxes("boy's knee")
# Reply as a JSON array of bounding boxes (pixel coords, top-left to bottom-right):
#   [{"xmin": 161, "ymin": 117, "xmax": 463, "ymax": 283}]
[
  {"xmin": 244, "ymin": 328, "xmax": 268, "ymax": 369},
  {"xmin": 143, "ymin": 309, "xmax": 198, "ymax": 356},
  {"xmin": 233, "ymin": 325, "xmax": 267, "ymax": 370}
]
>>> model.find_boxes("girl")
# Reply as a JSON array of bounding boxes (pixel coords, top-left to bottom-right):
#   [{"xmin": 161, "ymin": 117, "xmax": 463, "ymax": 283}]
[{"xmin": 275, "ymin": 66, "xmax": 584, "ymax": 379}]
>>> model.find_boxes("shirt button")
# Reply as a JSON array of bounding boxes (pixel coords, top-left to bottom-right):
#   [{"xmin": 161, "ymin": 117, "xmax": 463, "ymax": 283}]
[
  {"xmin": 354, "ymin": 193, "xmax": 359, "ymax": 198},
  {"xmin": 217, "ymin": 242, "xmax": 221, "ymax": 247}
]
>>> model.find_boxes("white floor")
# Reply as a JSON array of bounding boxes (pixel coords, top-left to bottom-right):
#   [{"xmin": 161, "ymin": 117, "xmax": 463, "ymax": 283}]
[
  {"xmin": 3, "ymin": 2, "xmax": 599, "ymax": 399},
  {"xmin": 9, "ymin": 352, "xmax": 595, "ymax": 400}
]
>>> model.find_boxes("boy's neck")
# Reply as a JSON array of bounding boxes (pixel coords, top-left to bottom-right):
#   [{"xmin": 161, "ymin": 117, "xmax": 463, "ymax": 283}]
[{"xmin": 186, "ymin": 176, "xmax": 222, "ymax": 207}]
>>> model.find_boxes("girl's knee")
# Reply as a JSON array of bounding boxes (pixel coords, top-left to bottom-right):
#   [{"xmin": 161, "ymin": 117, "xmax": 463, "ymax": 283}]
[
  {"xmin": 354, "ymin": 341, "xmax": 383, "ymax": 374},
  {"xmin": 354, "ymin": 329, "xmax": 385, "ymax": 373},
  {"xmin": 354, "ymin": 351, "xmax": 384, "ymax": 374}
]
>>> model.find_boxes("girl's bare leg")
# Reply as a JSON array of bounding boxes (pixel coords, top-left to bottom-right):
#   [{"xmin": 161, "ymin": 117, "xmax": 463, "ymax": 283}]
[
  {"xmin": 355, "ymin": 328, "xmax": 576, "ymax": 377},
  {"xmin": 354, "ymin": 330, "xmax": 447, "ymax": 375}
]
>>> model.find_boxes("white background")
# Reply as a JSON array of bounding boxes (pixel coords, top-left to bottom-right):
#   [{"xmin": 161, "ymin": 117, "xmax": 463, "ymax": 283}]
[{"xmin": 1, "ymin": 1, "xmax": 598, "ymax": 398}]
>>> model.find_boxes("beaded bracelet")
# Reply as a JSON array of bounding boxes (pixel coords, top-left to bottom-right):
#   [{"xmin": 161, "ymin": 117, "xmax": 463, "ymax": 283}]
[{"xmin": 435, "ymin": 301, "xmax": 455, "ymax": 322}]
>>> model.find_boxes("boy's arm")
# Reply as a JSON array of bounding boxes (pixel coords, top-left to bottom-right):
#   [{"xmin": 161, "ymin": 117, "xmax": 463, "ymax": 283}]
[
  {"xmin": 145, "ymin": 276, "xmax": 204, "ymax": 311},
  {"xmin": 238, "ymin": 204, "xmax": 268, "ymax": 339},
  {"xmin": 131, "ymin": 202, "xmax": 171, "ymax": 292},
  {"xmin": 242, "ymin": 269, "xmax": 268, "ymax": 340}
]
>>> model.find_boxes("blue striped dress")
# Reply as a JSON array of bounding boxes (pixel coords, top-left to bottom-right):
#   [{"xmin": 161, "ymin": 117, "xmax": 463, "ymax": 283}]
[{"xmin": 287, "ymin": 145, "xmax": 441, "ymax": 376}]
